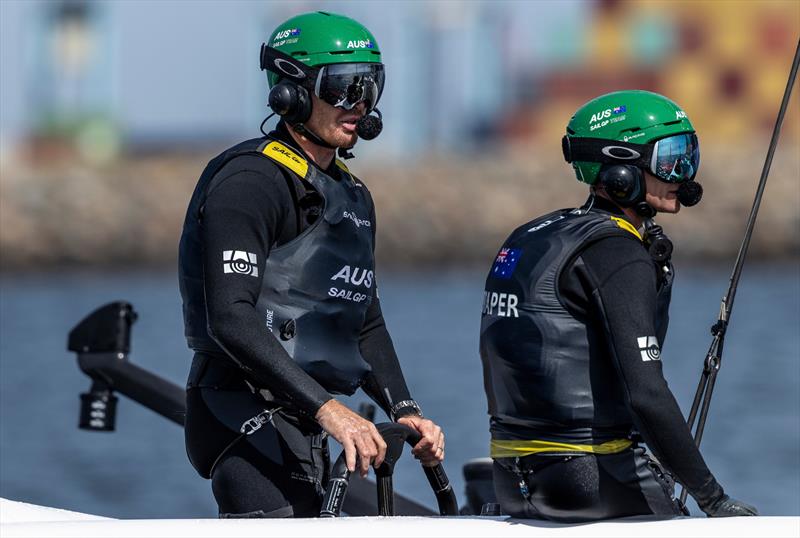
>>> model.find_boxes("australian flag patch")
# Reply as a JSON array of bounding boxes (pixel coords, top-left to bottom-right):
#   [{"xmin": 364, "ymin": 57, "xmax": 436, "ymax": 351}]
[{"xmin": 491, "ymin": 248, "xmax": 521, "ymax": 279}]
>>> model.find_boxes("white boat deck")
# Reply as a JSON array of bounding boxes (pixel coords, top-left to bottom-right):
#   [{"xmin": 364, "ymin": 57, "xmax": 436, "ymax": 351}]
[{"xmin": 2, "ymin": 498, "xmax": 798, "ymax": 538}]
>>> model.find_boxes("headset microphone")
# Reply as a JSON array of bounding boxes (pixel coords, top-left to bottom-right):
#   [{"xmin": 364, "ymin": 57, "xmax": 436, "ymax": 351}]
[
  {"xmin": 677, "ymin": 180, "xmax": 703, "ymax": 207},
  {"xmin": 356, "ymin": 108, "xmax": 383, "ymax": 140}
]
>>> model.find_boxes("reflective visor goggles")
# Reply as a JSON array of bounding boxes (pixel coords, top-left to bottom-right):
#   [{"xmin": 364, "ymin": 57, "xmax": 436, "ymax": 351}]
[
  {"xmin": 260, "ymin": 45, "xmax": 384, "ymax": 112},
  {"xmin": 649, "ymin": 133, "xmax": 699, "ymax": 183},
  {"xmin": 563, "ymin": 132, "xmax": 700, "ymax": 183},
  {"xmin": 314, "ymin": 63, "xmax": 385, "ymax": 112}
]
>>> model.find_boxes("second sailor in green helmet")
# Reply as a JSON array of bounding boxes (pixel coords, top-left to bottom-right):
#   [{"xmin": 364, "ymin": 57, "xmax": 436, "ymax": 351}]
[
  {"xmin": 479, "ymin": 90, "xmax": 757, "ymax": 521},
  {"xmin": 180, "ymin": 11, "xmax": 445, "ymax": 518}
]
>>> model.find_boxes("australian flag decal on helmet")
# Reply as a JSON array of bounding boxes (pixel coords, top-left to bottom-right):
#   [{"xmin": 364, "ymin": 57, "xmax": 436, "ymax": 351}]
[{"xmin": 491, "ymin": 248, "xmax": 521, "ymax": 280}]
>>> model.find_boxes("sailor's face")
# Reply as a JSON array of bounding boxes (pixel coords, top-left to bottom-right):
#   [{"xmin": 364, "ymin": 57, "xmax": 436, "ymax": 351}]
[
  {"xmin": 305, "ymin": 94, "xmax": 366, "ymax": 149},
  {"xmin": 644, "ymin": 171, "xmax": 681, "ymax": 214}
]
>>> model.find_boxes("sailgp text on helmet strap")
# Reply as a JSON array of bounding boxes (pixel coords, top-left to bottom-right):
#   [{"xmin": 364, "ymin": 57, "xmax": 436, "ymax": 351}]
[{"xmin": 294, "ymin": 123, "xmax": 337, "ymax": 149}]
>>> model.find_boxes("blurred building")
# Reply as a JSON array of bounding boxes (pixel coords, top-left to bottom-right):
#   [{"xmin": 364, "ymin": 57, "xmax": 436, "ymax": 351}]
[
  {"xmin": 500, "ymin": 0, "xmax": 800, "ymax": 152},
  {"xmin": 1, "ymin": 0, "xmax": 797, "ymax": 162},
  {"xmin": 24, "ymin": 1, "xmax": 118, "ymax": 164},
  {"xmin": 1, "ymin": 0, "xmax": 798, "ymax": 271}
]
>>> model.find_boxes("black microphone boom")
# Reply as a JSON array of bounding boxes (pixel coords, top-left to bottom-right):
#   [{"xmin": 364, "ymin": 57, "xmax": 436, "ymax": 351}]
[{"xmin": 679, "ymin": 37, "xmax": 800, "ymax": 506}]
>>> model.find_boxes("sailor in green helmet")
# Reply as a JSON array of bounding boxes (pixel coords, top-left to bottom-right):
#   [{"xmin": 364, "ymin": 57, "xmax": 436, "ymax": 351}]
[
  {"xmin": 479, "ymin": 90, "xmax": 757, "ymax": 521},
  {"xmin": 179, "ymin": 12, "xmax": 444, "ymax": 518}
]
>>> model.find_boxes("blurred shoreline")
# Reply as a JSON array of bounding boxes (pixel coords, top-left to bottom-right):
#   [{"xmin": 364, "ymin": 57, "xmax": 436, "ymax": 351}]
[{"xmin": 1, "ymin": 139, "xmax": 798, "ymax": 272}]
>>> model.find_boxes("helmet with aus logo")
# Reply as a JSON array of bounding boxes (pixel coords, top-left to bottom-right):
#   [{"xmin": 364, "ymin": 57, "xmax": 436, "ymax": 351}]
[
  {"xmin": 266, "ymin": 11, "xmax": 382, "ymax": 89},
  {"xmin": 565, "ymin": 90, "xmax": 696, "ymax": 185}
]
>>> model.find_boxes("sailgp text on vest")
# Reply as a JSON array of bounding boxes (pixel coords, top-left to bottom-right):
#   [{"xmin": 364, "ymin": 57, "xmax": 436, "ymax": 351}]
[
  {"xmin": 329, "ymin": 265, "xmax": 373, "ymax": 303},
  {"xmin": 482, "ymin": 291, "xmax": 519, "ymax": 318},
  {"xmin": 343, "ymin": 211, "xmax": 371, "ymax": 228}
]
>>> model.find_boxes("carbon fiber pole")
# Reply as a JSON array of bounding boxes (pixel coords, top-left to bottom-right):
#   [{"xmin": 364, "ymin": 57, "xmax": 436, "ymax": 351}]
[{"xmin": 680, "ymin": 37, "xmax": 800, "ymax": 507}]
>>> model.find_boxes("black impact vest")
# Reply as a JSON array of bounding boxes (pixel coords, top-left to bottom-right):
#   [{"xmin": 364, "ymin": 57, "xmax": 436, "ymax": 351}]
[
  {"xmin": 179, "ymin": 137, "xmax": 375, "ymax": 395},
  {"xmin": 479, "ymin": 208, "xmax": 673, "ymax": 443}
]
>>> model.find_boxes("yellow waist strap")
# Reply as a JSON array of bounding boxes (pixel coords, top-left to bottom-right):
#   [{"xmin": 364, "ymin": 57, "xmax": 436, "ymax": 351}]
[{"xmin": 490, "ymin": 438, "xmax": 633, "ymax": 458}]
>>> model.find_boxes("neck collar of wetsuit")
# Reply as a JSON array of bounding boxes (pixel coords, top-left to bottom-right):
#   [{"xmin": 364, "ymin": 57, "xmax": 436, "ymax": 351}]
[{"xmin": 270, "ymin": 121, "xmax": 342, "ymax": 179}]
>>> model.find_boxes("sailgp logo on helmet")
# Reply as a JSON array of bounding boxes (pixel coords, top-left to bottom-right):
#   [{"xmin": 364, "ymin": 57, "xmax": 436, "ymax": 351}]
[
  {"xmin": 272, "ymin": 28, "xmax": 302, "ymax": 48},
  {"xmin": 676, "ymin": 110, "xmax": 687, "ymax": 119},
  {"xmin": 601, "ymin": 145, "xmax": 642, "ymax": 160}
]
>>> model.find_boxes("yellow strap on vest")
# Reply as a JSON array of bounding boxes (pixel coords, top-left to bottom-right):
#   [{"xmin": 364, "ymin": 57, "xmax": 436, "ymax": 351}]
[
  {"xmin": 334, "ymin": 159, "xmax": 350, "ymax": 173},
  {"xmin": 261, "ymin": 141, "xmax": 309, "ymax": 178},
  {"xmin": 335, "ymin": 158, "xmax": 360, "ymax": 185},
  {"xmin": 610, "ymin": 217, "xmax": 642, "ymax": 241},
  {"xmin": 490, "ymin": 438, "xmax": 633, "ymax": 458}
]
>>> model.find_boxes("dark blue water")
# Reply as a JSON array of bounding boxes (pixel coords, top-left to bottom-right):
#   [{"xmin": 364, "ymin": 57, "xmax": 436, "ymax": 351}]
[{"xmin": 1, "ymin": 266, "xmax": 798, "ymax": 518}]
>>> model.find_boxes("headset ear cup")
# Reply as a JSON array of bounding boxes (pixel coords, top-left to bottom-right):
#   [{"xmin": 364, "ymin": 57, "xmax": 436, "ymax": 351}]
[
  {"xmin": 268, "ymin": 81, "xmax": 312, "ymax": 125},
  {"xmin": 268, "ymin": 81, "xmax": 295, "ymax": 116},
  {"xmin": 629, "ymin": 166, "xmax": 645, "ymax": 205},
  {"xmin": 292, "ymin": 85, "xmax": 312, "ymax": 124},
  {"xmin": 598, "ymin": 165, "xmax": 644, "ymax": 206}
]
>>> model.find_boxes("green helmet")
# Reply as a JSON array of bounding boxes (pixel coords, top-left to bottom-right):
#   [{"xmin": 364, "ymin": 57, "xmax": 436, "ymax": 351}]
[
  {"xmin": 266, "ymin": 11, "xmax": 381, "ymax": 88},
  {"xmin": 565, "ymin": 90, "xmax": 696, "ymax": 185}
]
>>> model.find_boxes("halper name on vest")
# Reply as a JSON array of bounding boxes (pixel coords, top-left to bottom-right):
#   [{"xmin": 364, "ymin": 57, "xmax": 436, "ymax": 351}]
[{"xmin": 482, "ymin": 291, "xmax": 519, "ymax": 318}]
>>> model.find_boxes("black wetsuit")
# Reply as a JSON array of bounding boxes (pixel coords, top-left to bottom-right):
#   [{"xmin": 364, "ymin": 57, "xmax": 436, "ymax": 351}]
[
  {"xmin": 178, "ymin": 122, "xmax": 414, "ymax": 517},
  {"xmin": 480, "ymin": 197, "xmax": 724, "ymax": 522}
]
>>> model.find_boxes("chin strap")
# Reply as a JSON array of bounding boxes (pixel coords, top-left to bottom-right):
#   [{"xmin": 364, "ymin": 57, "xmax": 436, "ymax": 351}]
[
  {"xmin": 293, "ymin": 122, "xmax": 360, "ymax": 160},
  {"xmin": 292, "ymin": 123, "xmax": 337, "ymax": 150},
  {"xmin": 291, "ymin": 107, "xmax": 384, "ymax": 160}
]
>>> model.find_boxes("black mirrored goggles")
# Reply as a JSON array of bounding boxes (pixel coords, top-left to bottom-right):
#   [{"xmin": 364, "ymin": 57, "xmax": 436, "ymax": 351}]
[
  {"xmin": 563, "ymin": 132, "xmax": 700, "ymax": 183},
  {"xmin": 650, "ymin": 133, "xmax": 699, "ymax": 183},
  {"xmin": 314, "ymin": 63, "xmax": 385, "ymax": 112}
]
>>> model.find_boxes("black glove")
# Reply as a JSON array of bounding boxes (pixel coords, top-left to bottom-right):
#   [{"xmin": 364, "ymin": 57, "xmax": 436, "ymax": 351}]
[{"xmin": 701, "ymin": 494, "xmax": 758, "ymax": 517}]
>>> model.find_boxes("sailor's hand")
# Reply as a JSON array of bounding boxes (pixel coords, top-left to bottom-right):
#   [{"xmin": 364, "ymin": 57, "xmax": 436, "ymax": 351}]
[
  {"xmin": 315, "ymin": 399, "xmax": 387, "ymax": 477},
  {"xmin": 397, "ymin": 415, "xmax": 445, "ymax": 467},
  {"xmin": 701, "ymin": 494, "xmax": 758, "ymax": 517}
]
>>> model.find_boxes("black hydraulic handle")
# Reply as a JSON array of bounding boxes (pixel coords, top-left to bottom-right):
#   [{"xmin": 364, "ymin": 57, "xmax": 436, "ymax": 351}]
[
  {"xmin": 77, "ymin": 353, "xmax": 186, "ymax": 426},
  {"xmin": 69, "ymin": 301, "xmax": 186, "ymax": 428},
  {"xmin": 320, "ymin": 449, "xmax": 353, "ymax": 517},
  {"xmin": 320, "ymin": 422, "xmax": 458, "ymax": 517},
  {"xmin": 422, "ymin": 462, "xmax": 459, "ymax": 516}
]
